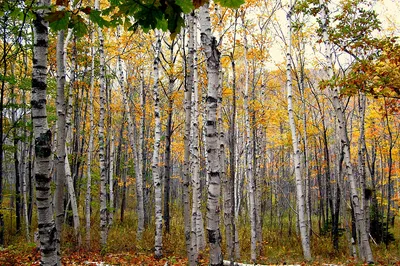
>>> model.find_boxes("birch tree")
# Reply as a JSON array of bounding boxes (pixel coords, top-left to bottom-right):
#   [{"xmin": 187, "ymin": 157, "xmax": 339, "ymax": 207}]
[
  {"xmin": 95, "ymin": 0, "xmax": 108, "ymax": 247},
  {"xmin": 286, "ymin": 3, "xmax": 311, "ymax": 260},
  {"xmin": 189, "ymin": 10, "xmax": 200, "ymax": 265},
  {"xmin": 85, "ymin": 26, "xmax": 95, "ymax": 246},
  {"xmin": 319, "ymin": 0, "xmax": 373, "ymax": 262},
  {"xmin": 152, "ymin": 30, "xmax": 163, "ymax": 259},
  {"xmin": 55, "ymin": 27, "xmax": 66, "ymax": 258},
  {"xmin": 32, "ymin": 0, "xmax": 58, "ymax": 263},
  {"xmin": 118, "ymin": 32, "xmax": 144, "ymax": 239},
  {"xmin": 200, "ymin": 3, "xmax": 223, "ymax": 265},
  {"xmin": 184, "ymin": 12, "xmax": 194, "ymax": 265},
  {"xmin": 241, "ymin": 11, "xmax": 257, "ymax": 262}
]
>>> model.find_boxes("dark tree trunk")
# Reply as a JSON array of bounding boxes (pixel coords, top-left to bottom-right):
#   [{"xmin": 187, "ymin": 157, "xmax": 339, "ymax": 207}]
[{"xmin": 163, "ymin": 99, "xmax": 173, "ymax": 234}]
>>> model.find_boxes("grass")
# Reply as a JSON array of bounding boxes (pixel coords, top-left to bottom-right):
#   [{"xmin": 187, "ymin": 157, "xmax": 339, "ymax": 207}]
[{"xmin": 2, "ymin": 200, "xmax": 400, "ymax": 265}]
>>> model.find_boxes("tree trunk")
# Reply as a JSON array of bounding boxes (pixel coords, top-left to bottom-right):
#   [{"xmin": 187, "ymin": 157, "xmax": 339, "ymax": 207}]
[
  {"xmin": 163, "ymin": 37, "xmax": 176, "ymax": 235},
  {"xmin": 21, "ymin": 87, "xmax": 30, "ymax": 241},
  {"xmin": 32, "ymin": 0, "xmax": 59, "ymax": 263},
  {"xmin": 242, "ymin": 13, "xmax": 257, "ymax": 263},
  {"xmin": 319, "ymin": 0, "xmax": 373, "ymax": 262},
  {"xmin": 184, "ymin": 12, "xmax": 194, "ymax": 266},
  {"xmin": 108, "ymin": 133, "xmax": 115, "ymax": 226},
  {"xmin": 137, "ymin": 70, "xmax": 145, "ymax": 238},
  {"xmin": 85, "ymin": 27, "xmax": 96, "ymax": 247},
  {"xmin": 62, "ymin": 147, "xmax": 80, "ymax": 244},
  {"xmin": 96, "ymin": 0, "xmax": 108, "ymax": 248},
  {"xmin": 55, "ymin": 29, "xmax": 67, "ymax": 257},
  {"xmin": 286, "ymin": 5, "xmax": 311, "ymax": 261},
  {"xmin": 152, "ymin": 30, "xmax": 163, "ymax": 259},
  {"xmin": 118, "ymin": 41, "xmax": 144, "ymax": 238},
  {"xmin": 200, "ymin": 4, "xmax": 223, "ymax": 265}
]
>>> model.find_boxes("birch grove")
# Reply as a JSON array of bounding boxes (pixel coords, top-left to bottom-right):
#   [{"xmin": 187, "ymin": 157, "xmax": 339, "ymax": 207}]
[{"xmin": 1, "ymin": 0, "xmax": 400, "ymax": 265}]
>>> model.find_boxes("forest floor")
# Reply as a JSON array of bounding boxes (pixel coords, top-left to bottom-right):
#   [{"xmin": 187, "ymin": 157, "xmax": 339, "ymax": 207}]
[
  {"xmin": 2, "ymin": 215, "xmax": 400, "ymax": 265},
  {"xmin": 1, "ymin": 245, "xmax": 400, "ymax": 266}
]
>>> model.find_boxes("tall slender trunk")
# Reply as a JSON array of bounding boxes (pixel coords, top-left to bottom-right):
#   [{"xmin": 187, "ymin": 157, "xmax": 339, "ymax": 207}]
[
  {"xmin": 96, "ymin": 0, "xmax": 108, "ymax": 247},
  {"xmin": 298, "ymin": 52, "xmax": 312, "ymax": 239},
  {"xmin": 357, "ymin": 93, "xmax": 368, "ymax": 236},
  {"xmin": 164, "ymin": 38, "xmax": 175, "ymax": 234},
  {"xmin": 10, "ymin": 67, "xmax": 21, "ymax": 234},
  {"xmin": 200, "ymin": 4, "xmax": 223, "ymax": 265},
  {"xmin": 32, "ymin": 0, "xmax": 59, "ymax": 263},
  {"xmin": 108, "ymin": 133, "xmax": 115, "ymax": 226},
  {"xmin": 21, "ymin": 86, "xmax": 30, "ymax": 241},
  {"xmin": 55, "ymin": 29, "xmax": 67, "ymax": 257},
  {"xmin": 152, "ymin": 30, "xmax": 163, "ymax": 259},
  {"xmin": 85, "ymin": 27, "xmax": 95, "ymax": 247},
  {"xmin": 118, "ymin": 40, "xmax": 144, "ymax": 238},
  {"xmin": 384, "ymin": 98, "xmax": 393, "ymax": 246},
  {"xmin": 0, "ymin": 15, "xmax": 6, "ymax": 246},
  {"xmin": 137, "ymin": 70, "xmax": 145, "ymax": 238},
  {"xmin": 65, "ymin": 146, "xmax": 80, "ymax": 244},
  {"xmin": 189, "ymin": 10, "xmax": 203, "ymax": 263},
  {"xmin": 286, "ymin": 5, "xmax": 311, "ymax": 260},
  {"xmin": 184, "ymin": 12, "xmax": 194, "ymax": 265},
  {"xmin": 319, "ymin": 0, "xmax": 373, "ymax": 262},
  {"xmin": 242, "ymin": 13, "xmax": 257, "ymax": 263}
]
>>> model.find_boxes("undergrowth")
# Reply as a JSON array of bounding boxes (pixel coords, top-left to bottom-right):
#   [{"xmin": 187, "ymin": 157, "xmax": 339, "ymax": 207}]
[{"xmin": 2, "ymin": 201, "xmax": 400, "ymax": 265}]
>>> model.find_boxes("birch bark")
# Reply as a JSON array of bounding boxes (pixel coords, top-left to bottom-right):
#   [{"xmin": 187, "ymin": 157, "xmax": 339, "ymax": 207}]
[
  {"xmin": 21, "ymin": 88, "xmax": 30, "ymax": 241},
  {"xmin": 152, "ymin": 30, "xmax": 163, "ymax": 259},
  {"xmin": 184, "ymin": 13, "xmax": 194, "ymax": 265},
  {"xmin": 32, "ymin": 0, "xmax": 59, "ymax": 263},
  {"xmin": 286, "ymin": 4, "xmax": 311, "ymax": 261},
  {"xmin": 200, "ymin": 4, "xmax": 223, "ymax": 265},
  {"xmin": 55, "ymin": 28, "xmax": 66, "ymax": 257},
  {"xmin": 189, "ymin": 10, "xmax": 200, "ymax": 264},
  {"xmin": 242, "ymin": 14, "xmax": 257, "ymax": 263},
  {"xmin": 108, "ymin": 132, "xmax": 115, "ymax": 226},
  {"xmin": 85, "ymin": 27, "xmax": 95, "ymax": 246},
  {"xmin": 95, "ymin": 0, "xmax": 108, "ymax": 247}
]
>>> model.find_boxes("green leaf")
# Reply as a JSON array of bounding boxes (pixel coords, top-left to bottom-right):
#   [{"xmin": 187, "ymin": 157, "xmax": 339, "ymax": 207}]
[
  {"xmin": 156, "ymin": 17, "xmax": 168, "ymax": 31},
  {"xmin": 176, "ymin": 0, "xmax": 194, "ymax": 13},
  {"xmin": 71, "ymin": 15, "xmax": 88, "ymax": 37},
  {"xmin": 215, "ymin": 0, "xmax": 244, "ymax": 9},
  {"xmin": 48, "ymin": 11, "xmax": 70, "ymax": 32},
  {"xmin": 89, "ymin": 9, "xmax": 110, "ymax": 28}
]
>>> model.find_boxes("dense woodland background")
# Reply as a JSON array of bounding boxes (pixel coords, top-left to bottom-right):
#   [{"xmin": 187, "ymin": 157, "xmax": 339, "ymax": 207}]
[{"xmin": 0, "ymin": 0, "xmax": 399, "ymax": 265}]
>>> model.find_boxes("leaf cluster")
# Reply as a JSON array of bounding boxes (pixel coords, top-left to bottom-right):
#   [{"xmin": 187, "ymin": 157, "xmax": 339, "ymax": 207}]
[{"xmin": 45, "ymin": 0, "xmax": 244, "ymax": 38}]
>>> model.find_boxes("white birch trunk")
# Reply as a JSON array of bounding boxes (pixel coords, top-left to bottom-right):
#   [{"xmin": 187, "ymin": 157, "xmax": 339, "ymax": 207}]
[
  {"xmin": 55, "ymin": 29, "xmax": 67, "ymax": 258},
  {"xmin": 137, "ymin": 70, "xmax": 145, "ymax": 238},
  {"xmin": 108, "ymin": 132, "xmax": 115, "ymax": 226},
  {"xmin": 286, "ymin": 5, "xmax": 311, "ymax": 261},
  {"xmin": 21, "ymin": 88, "xmax": 30, "ymax": 241},
  {"xmin": 32, "ymin": 0, "xmax": 59, "ymax": 263},
  {"xmin": 152, "ymin": 30, "xmax": 163, "ymax": 259},
  {"xmin": 64, "ymin": 146, "xmax": 80, "ymax": 244},
  {"xmin": 189, "ymin": 10, "xmax": 202, "ymax": 264},
  {"xmin": 242, "ymin": 15, "xmax": 257, "ymax": 263},
  {"xmin": 200, "ymin": 4, "xmax": 223, "ymax": 265},
  {"xmin": 319, "ymin": 0, "xmax": 373, "ymax": 262},
  {"xmin": 184, "ymin": 14, "xmax": 194, "ymax": 265},
  {"xmin": 95, "ymin": 0, "xmax": 108, "ymax": 248},
  {"xmin": 86, "ymin": 27, "xmax": 95, "ymax": 247},
  {"xmin": 194, "ymin": 31, "xmax": 206, "ymax": 251}
]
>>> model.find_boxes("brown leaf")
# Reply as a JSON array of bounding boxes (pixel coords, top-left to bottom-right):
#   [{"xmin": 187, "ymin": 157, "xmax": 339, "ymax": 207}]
[{"xmin": 193, "ymin": 0, "xmax": 209, "ymax": 9}]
